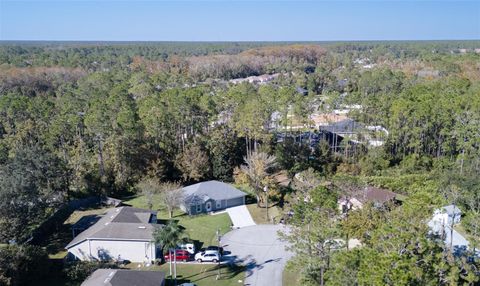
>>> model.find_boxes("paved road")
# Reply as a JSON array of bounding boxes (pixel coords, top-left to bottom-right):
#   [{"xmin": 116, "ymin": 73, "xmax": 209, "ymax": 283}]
[
  {"xmin": 221, "ymin": 224, "xmax": 292, "ymax": 286},
  {"xmin": 428, "ymin": 219, "xmax": 470, "ymax": 253},
  {"xmin": 227, "ymin": 205, "xmax": 256, "ymax": 228}
]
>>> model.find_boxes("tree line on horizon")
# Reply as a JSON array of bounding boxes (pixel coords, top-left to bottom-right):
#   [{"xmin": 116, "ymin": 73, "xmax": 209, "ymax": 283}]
[{"xmin": 0, "ymin": 41, "xmax": 479, "ymax": 285}]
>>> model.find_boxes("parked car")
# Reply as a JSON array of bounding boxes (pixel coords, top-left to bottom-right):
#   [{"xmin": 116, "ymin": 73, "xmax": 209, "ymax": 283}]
[
  {"xmin": 202, "ymin": 246, "xmax": 224, "ymax": 255},
  {"xmin": 194, "ymin": 251, "xmax": 220, "ymax": 263},
  {"xmin": 164, "ymin": 250, "xmax": 191, "ymax": 262},
  {"xmin": 178, "ymin": 243, "xmax": 195, "ymax": 254}
]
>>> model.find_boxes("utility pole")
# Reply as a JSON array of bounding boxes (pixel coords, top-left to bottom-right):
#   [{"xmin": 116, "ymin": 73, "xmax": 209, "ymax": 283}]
[
  {"xmin": 216, "ymin": 228, "xmax": 221, "ymax": 280},
  {"xmin": 264, "ymin": 186, "xmax": 269, "ymax": 222},
  {"xmin": 169, "ymin": 248, "xmax": 172, "ymax": 277},
  {"xmin": 174, "ymin": 249, "xmax": 177, "ymax": 286}
]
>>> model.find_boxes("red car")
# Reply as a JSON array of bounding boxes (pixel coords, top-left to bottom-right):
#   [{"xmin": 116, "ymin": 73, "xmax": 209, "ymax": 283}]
[{"xmin": 164, "ymin": 250, "xmax": 191, "ymax": 262}]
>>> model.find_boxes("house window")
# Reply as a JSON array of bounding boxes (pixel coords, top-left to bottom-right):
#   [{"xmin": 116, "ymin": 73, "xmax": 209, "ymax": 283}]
[
  {"xmin": 216, "ymin": 201, "xmax": 222, "ymax": 209},
  {"xmin": 196, "ymin": 204, "xmax": 202, "ymax": 213}
]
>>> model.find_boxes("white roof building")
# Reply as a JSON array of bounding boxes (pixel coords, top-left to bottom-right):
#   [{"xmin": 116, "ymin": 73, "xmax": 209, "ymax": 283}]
[
  {"xmin": 66, "ymin": 207, "xmax": 160, "ymax": 263},
  {"xmin": 428, "ymin": 205, "xmax": 469, "ymax": 254}
]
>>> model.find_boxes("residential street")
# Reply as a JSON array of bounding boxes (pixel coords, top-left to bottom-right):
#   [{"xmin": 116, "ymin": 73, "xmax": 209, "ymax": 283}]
[{"xmin": 221, "ymin": 224, "xmax": 292, "ymax": 286}]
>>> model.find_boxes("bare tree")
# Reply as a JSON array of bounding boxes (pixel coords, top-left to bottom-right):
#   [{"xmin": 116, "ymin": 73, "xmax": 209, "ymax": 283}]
[
  {"xmin": 240, "ymin": 151, "xmax": 277, "ymax": 206},
  {"xmin": 136, "ymin": 178, "xmax": 161, "ymax": 210},
  {"xmin": 136, "ymin": 179, "xmax": 182, "ymax": 218},
  {"xmin": 159, "ymin": 182, "xmax": 183, "ymax": 219},
  {"xmin": 292, "ymin": 168, "xmax": 322, "ymax": 198}
]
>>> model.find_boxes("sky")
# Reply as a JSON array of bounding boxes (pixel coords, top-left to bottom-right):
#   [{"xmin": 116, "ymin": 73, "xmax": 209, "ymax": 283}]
[{"xmin": 0, "ymin": 0, "xmax": 479, "ymax": 41}]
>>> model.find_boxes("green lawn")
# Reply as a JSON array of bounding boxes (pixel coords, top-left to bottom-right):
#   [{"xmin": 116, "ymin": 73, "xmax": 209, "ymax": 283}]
[
  {"xmin": 283, "ymin": 267, "xmax": 302, "ymax": 286},
  {"xmin": 246, "ymin": 203, "xmax": 282, "ymax": 224},
  {"xmin": 124, "ymin": 195, "xmax": 232, "ymax": 247},
  {"xmin": 454, "ymin": 224, "xmax": 479, "ymax": 246},
  {"xmin": 179, "ymin": 213, "xmax": 232, "ymax": 246},
  {"xmin": 43, "ymin": 207, "xmax": 111, "ymax": 259},
  {"xmin": 122, "ymin": 194, "xmax": 165, "ymax": 211}
]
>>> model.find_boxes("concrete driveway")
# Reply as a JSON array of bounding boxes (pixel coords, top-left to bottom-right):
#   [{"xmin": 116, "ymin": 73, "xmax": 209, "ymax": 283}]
[
  {"xmin": 226, "ymin": 205, "xmax": 256, "ymax": 228},
  {"xmin": 221, "ymin": 224, "xmax": 292, "ymax": 286}
]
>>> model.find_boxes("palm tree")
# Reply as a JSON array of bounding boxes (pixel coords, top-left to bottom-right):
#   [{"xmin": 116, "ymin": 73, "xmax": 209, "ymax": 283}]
[
  {"xmin": 153, "ymin": 220, "xmax": 188, "ymax": 283},
  {"xmin": 240, "ymin": 151, "xmax": 277, "ymax": 206}
]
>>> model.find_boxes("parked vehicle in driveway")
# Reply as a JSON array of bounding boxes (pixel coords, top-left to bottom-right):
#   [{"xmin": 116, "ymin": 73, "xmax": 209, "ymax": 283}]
[
  {"xmin": 200, "ymin": 246, "xmax": 224, "ymax": 255},
  {"xmin": 178, "ymin": 243, "xmax": 196, "ymax": 254},
  {"xmin": 164, "ymin": 250, "xmax": 191, "ymax": 262},
  {"xmin": 194, "ymin": 251, "xmax": 220, "ymax": 263}
]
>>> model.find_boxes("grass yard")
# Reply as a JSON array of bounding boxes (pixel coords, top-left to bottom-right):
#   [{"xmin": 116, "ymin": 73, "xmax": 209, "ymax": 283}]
[
  {"xmin": 43, "ymin": 207, "xmax": 111, "ymax": 259},
  {"xmin": 126, "ymin": 263, "xmax": 244, "ymax": 286},
  {"xmin": 124, "ymin": 195, "xmax": 232, "ymax": 247},
  {"xmin": 453, "ymin": 224, "xmax": 479, "ymax": 246},
  {"xmin": 246, "ymin": 203, "xmax": 282, "ymax": 224},
  {"xmin": 283, "ymin": 267, "xmax": 301, "ymax": 286},
  {"xmin": 454, "ymin": 224, "xmax": 469, "ymax": 237},
  {"xmin": 180, "ymin": 213, "xmax": 232, "ymax": 246},
  {"xmin": 122, "ymin": 193, "xmax": 165, "ymax": 211},
  {"xmin": 64, "ymin": 207, "xmax": 111, "ymax": 225}
]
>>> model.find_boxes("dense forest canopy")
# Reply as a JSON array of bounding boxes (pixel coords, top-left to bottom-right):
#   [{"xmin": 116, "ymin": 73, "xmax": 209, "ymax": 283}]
[{"xmin": 0, "ymin": 41, "xmax": 479, "ymax": 285}]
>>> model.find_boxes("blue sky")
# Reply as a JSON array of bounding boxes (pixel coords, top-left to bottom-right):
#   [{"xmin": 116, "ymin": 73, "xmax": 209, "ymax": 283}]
[{"xmin": 1, "ymin": 1, "xmax": 479, "ymax": 41}]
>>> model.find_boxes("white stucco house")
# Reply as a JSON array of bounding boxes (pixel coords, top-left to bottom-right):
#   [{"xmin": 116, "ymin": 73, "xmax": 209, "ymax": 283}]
[
  {"xmin": 428, "ymin": 204, "xmax": 469, "ymax": 254},
  {"xmin": 66, "ymin": 207, "xmax": 160, "ymax": 263},
  {"xmin": 430, "ymin": 205, "xmax": 462, "ymax": 226},
  {"xmin": 180, "ymin": 180, "xmax": 247, "ymax": 215}
]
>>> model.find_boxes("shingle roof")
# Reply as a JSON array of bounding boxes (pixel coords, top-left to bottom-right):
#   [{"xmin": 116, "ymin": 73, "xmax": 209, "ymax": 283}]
[
  {"xmin": 182, "ymin": 180, "xmax": 246, "ymax": 205},
  {"xmin": 66, "ymin": 207, "xmax": 158, "ymax": 249},
  {"xmin": 111, "ymin": 207, "xmax": 154, "ymax": 223},
  {"xmin": 81, "ymin": 269, "xmax": 165, "ymax": 286},
  {"xmin": 348, "ymin": 186, "xmax": 397, "ymax": 205}
]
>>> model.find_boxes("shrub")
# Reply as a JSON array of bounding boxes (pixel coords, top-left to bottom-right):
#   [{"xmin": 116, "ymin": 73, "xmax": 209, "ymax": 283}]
[
  {"xmin": 0, "ymin": 245, "xmax": 50, "ymax": 286},
  {"xmin": 64, "ymin": 261, "xmax": 118, "ymax": 282}
]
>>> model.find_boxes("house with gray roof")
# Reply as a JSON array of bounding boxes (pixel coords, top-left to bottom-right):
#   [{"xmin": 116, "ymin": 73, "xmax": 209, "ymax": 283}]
[
  {"xmin": 442, "ymin": 205, "xmax": 462, "ymax": 225},
  {"xmin": 81, "ymin": 269, "xmax": 165, "ymax": 286},
  {"xmin": 428, "ymin": 205, "xmax": 469, "ymax": 255},
  {"xmin": 66, "ymin": 207, "xmax": 161, "ymax": 263},
  {"xmin": 180, "ymin": 180, "xmax": 247, "ymax": 215},
  {"xmin": 338, "ymin": 186, "xmax": 398, "ymax": 214}
]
